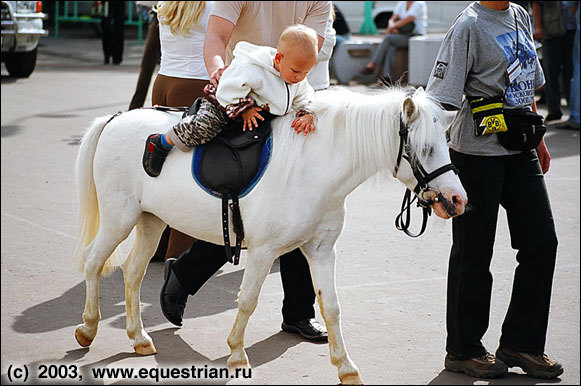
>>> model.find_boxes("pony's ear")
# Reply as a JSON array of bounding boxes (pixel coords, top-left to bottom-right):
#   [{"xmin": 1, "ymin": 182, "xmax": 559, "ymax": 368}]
[
  {"xmin": 414, "ymin": 86, "xmax": 425, "ymax": 95},
  {"xmin": 402, "ymin": 97, "xmax": 419, "ymax": 122}
]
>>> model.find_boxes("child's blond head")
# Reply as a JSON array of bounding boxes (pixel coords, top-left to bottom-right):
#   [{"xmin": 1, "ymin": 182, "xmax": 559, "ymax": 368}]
[{"xmin": 277, "ymin": 24, "xmax": 318, "ymax": 61}]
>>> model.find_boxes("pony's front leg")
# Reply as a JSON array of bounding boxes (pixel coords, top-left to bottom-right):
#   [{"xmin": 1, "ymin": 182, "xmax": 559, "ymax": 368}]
[
  {"xmin": 302, "ymin": 243, "xmax": 363, "ymax": 385},
  {"xmin": 122, "ymin": 213, "xmax": 166, "ymax": 355},
  {"xmin": 227, "ymin": 248, "xmax": 275, "ymax": 370}
]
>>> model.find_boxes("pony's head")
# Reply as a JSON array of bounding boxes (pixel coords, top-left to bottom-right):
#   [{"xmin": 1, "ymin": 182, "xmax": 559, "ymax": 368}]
[{"xmin": 393, "ymin": 87, "xmax": 467, "ymax": 219}]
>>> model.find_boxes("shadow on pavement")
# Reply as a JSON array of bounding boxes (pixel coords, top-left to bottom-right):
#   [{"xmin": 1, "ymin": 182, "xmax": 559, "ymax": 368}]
[
  {"xmin": 12, "ymin": 259, "xmax": 282, "ymax": 334},
  {"xmin": 428, "ymin": 369, "xmax": 563, "ymax": 385},
  {"xmin": 0, "ymin": 328, "xmax": 303, "ymax": 385}
]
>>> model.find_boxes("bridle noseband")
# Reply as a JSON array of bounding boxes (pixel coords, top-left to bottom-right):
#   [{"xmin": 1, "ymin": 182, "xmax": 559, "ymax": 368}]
[{"xmin": 393, "ymin": 115, "xmax": 458, "ymax": 237}]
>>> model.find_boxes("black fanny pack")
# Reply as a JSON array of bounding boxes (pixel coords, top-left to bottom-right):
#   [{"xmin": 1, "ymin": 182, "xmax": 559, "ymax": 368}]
[{"xmin": 498, "ymin": 107, "xmax": 546, "ymax": 150}]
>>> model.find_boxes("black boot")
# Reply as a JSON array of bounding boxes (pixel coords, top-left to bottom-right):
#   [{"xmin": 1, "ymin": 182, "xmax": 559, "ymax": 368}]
[
  {"xmin": 142, "ymin": 134, "xmax": 171, "ymax": 177},
  {"xmin": 160, "ymin": 258, "xmax": 189, "ymax": 326}
]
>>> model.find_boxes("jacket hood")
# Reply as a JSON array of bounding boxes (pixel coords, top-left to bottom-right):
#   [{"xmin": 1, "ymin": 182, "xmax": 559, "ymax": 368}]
[{"xmin": 231, "ymin": 41, "xmax": 279, "ymax": 76}]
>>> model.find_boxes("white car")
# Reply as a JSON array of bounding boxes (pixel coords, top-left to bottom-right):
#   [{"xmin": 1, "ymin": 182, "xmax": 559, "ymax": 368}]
[{"xmin": 1, "ymin": 1, "xmax": 48, "ymax": 78}]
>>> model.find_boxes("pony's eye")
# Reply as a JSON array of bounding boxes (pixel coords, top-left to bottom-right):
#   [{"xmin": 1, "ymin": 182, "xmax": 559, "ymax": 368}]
[{"xmin": 423, "ymin": 146, "xmax": 435, "ymax": 157}]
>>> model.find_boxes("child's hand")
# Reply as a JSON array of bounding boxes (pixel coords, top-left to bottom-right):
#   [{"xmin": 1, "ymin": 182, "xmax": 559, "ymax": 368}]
[
  {"xmin": 242, "ymin": 107, "xmax": 264, "ymax": 131},
  {"xmin": 291, "ymin": 114, "xmax": 315, "ymax": 136}
]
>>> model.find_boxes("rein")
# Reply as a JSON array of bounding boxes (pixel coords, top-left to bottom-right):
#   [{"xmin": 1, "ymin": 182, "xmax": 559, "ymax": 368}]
[{"xmin": 393, "ymin": 116, "xmax": 457, "ymax": 237}]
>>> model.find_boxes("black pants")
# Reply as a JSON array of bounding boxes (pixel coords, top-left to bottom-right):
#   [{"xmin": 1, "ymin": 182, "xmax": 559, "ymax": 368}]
[
  {"xmin": 542, "ymin": 30, "xmax": 576, "ymax": 115},
  {"xmin": 129, "ymin": 12, "xmax": 160, "ymax": 110},
  {"xmin": 101, "ymin": 1, "xmax": 125, "ymax": 64},
  {"xmin": 172, "ymin": 241, "xmax": 316, "ymax": 323},
  {"xmin": 446, "ymin": 149, "xmax": 558, "ymax": 359}
]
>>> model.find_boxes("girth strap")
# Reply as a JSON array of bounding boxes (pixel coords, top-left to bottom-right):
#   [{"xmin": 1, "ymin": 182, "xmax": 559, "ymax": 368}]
[{"xmin": 221, "ymin": 192, "xmax": 243, "ymax": 265}]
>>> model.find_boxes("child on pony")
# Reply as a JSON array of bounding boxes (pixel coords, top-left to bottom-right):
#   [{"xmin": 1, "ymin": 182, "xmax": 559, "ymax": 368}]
[{"xmin": 143, "ymin": 24, "xmax": 319, "ymax": 177}]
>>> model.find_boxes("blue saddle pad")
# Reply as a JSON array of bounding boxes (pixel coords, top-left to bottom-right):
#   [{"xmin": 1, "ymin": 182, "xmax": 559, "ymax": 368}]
[{"xmin": 192, "ymin": 133, "xmax": 273, "ymax": 198}]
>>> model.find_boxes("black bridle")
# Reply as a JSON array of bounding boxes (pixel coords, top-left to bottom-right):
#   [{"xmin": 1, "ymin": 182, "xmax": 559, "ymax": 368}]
[{"xmin": 393, "ymin": 116, "xmax": 458, "ymax": 237}]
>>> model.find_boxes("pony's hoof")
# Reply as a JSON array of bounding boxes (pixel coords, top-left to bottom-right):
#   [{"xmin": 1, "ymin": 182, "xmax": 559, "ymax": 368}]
[
  {"xmin": 134, "ymin": 341, "xmax": 157, "ymax": 355},
  {"xmin": 339, "ymin": 372, "xmax": 364, "ymax": 385},
  {"xmin": 74, "ymin": 326, "xmax": 93, "ymax": 347},
  {"xmin": 227, "ymin": 359, "xmax": 250, "ymax": 371}
]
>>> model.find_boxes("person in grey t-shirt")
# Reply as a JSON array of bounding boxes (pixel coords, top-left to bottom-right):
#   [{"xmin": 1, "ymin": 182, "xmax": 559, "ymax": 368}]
[{"xmin": 426, "ymin": 1, "xmax": 563, "ymax": 380}]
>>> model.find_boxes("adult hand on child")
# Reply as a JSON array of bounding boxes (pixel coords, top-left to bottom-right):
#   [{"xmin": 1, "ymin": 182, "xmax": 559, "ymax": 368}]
[
  {"xmin": 210, "ymin": 65, "xmax": 229, "ymax": 87},
  {"xmin": 242, "ymin": 107, "xmax": 264, "ymax": 131}
]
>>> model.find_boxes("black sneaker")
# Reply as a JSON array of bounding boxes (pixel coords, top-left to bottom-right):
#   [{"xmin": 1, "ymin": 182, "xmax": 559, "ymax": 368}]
[
  {"xmin": 496, "ymin": 347, "xmax": 564, "ymax": 379},
  {"xmin": 142, "ymin": 134, "xmax": 171, "ymax": 177},
  {"xmin": 444, "ymin": 352, "xmax": 508, "ymax": 378}
]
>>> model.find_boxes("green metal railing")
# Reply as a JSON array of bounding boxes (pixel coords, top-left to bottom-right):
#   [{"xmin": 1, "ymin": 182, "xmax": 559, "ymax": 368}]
[{"xmin": 54, "ymin": 1, "xmax": 144, "ymax": 43}]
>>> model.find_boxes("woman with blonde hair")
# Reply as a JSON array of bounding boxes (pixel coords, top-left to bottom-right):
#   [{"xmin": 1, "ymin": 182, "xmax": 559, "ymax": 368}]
[{"xmin": 150, "ymin": 1, "xmax": 214, "ymax": 262}]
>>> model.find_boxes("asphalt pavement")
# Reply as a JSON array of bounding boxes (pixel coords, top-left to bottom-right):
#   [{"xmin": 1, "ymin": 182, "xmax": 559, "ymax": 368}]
[{"xmin": 1, "ymin": 29, "xmax": 579, "ymax": 385}]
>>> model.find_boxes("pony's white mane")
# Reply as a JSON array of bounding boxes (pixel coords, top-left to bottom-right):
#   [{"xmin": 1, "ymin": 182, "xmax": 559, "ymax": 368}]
[{"xmin": 271, "ymin": 86, "xmax": 445, "ymax": 181}]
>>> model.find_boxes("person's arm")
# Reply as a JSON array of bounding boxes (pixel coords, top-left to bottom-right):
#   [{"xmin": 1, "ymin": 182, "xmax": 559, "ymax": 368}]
[
  {"xmin": 203, "ymin": 15, "xmax": 235, "ymax": 87},
  {"xmin": 532, "ymin": 99, "xmax": 551, "ymax": 173},
  {"xmin": 303, "ymin": 1, "xmax": 331, "ymax": 51},
  {"xmin": 392, "ymin": 15, "xmax": 416, "ymax": 31},
  {"xmin": 387, "ymin": 13, "xmax": 400, "ymax": 34}
]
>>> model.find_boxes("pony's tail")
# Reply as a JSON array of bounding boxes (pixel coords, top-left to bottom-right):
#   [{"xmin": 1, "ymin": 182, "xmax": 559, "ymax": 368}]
[{"xmin": 73, "ymin": 115, "xmax": 123, "ymax": 276}]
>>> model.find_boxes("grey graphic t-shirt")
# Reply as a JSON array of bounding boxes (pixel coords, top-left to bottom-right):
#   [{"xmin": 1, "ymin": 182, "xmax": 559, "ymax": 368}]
[{"xmin": 426, "ymin": 2, "xmax": 545, "ymax": 156}]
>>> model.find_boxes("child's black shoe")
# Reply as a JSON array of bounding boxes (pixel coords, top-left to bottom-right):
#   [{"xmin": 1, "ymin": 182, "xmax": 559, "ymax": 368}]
[{"xmin": 142, "ymin": 134, "xmax": 171, "ymax": 177}]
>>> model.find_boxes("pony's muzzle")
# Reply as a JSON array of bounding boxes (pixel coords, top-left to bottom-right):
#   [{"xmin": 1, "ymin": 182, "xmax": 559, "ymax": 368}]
[{"xmin": 429, "ymin": 191, "xmax": 466, "ymax": 219}]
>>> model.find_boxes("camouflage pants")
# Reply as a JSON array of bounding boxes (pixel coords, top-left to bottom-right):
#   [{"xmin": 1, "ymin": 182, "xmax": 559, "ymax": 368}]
[{"xmin": 167, "ymin": 98, "xmax": 230, "ymax": 152}]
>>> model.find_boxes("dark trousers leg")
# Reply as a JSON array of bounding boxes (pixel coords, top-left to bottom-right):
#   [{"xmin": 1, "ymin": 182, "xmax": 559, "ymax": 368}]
[
  {"xmin": 172, "ymin": 242, "xmax": 316, "ymax": 321},
  {"xmin": 446, "ymin": 150, "xmax": 502, "ymax": 359},
  {"xmin": 172, "ymin": 240, "xmax": 228, "ymax": 295},
  {"xmin": 543, "ymin": 36, "xmax": 565, "ymax": 115},
  {"xmin": 101, "ymin": 16, "xmax": 113, "ymax": 63},
  {"xmin": 561, "ymin": 30, "xmax": 576, "ymax": 105},
  {"xmin": 110, "ymin": 2, "xmax": 125, "ymax": 64},
  {"xmin": 129, "ymin": 14, "xmax": 160, "ymax": 110},
  {"xmin": 446, "ymin": 150, "xmax": 557, "ymax": 359},
  {"xmin": 280, "ymin": 248, "xmax": 316, "ymax": 323},
  {"xmin": 498, "ymin": 151, "xmax": 558, "ymax": 354}
]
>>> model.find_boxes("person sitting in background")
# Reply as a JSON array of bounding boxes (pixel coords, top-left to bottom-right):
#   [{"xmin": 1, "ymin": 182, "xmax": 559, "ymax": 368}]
[
  {"xmin": 142, "ymin": 24, "xmax": 319, "ymax": 178},
  {"xmin": 360, "ymin": 1, "xmax": 426, "ymax": 83}
]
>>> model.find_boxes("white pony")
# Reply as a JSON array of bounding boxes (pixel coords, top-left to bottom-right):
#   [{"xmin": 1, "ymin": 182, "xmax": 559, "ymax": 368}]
[{"xmin": 74, "ymin": 86, "xmax": 466, "ymax": 384}]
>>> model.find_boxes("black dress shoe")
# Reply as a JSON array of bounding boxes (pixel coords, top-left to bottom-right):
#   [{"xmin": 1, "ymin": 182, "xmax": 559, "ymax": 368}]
[
  {"xmin": 545, "ymin": 112, "xmax": 562, "ymax": 122},
  {"xmin": 160, "ymin": 258, "xmax": 189, "ymax": 326},
  {"xmin": 281, "ymin": 318, "xmax": 328, "ymax": 342}
]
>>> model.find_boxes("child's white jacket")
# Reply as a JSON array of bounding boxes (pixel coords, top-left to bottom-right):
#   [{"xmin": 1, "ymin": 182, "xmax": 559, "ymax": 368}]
[{"xmin": 216, "ymin": 41, "xmax": 314, "ymax": 116}]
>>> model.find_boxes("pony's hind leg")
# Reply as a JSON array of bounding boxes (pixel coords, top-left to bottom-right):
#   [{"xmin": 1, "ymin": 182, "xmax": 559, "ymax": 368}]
[
  {"xmin": 122, "ymin": 212, "xmax": 167, "ymax": 355},
  {"xmin": 75, "ymin": 212, "xmax": 138, "ymax": 348},
  {"xmin": 227, "ymin": 247, "xmax": 276, "ymax": 370}
]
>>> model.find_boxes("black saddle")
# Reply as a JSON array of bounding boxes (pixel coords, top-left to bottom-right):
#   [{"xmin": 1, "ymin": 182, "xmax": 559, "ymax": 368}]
[{"xmin": 187, "ymin": 98, "xmax": 274, "ymax": 265}]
